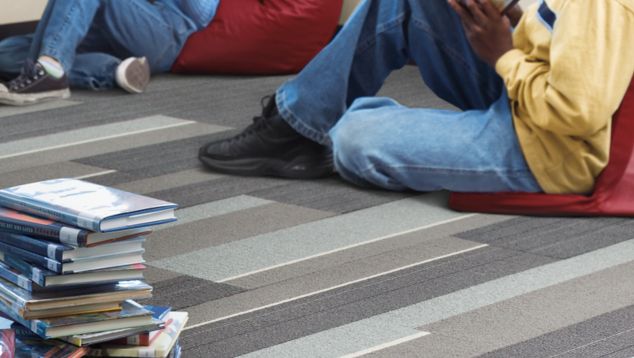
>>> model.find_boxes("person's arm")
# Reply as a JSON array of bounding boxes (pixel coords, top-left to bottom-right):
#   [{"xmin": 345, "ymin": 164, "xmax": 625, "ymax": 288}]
[
  {"xmin": 449, "ymin": 0, "xmax": 634, "ymax": 137},
  {"xmin": 496, "ymin": 1, "xmax": 634, "ymax": 137}
]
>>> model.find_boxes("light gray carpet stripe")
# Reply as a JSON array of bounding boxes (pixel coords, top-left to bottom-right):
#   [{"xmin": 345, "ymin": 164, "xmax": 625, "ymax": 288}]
[
  {"xmin": 480, "ymin": 305, "xmax": 634, "ymax": 358},
  {"xmin": 238, "ymin": 239, "xmax": 634, "ymax": 358},
  {"xmin": 391, "ymin": 261, "xmax": 634, "ymax": 358},
  {"xmin": 145, "ymin": 203, "xmax": 334, "ymax": 261},
  {"xmin": 150, "ymin": 192, "xmax": 471, "ymax": 282},
  {"xmin": 0, "ymin": 162, "xmax": 111, "ymax": 188},
  {"xmin": 0, "ymin": 100, "xmax": 79, "ymax": 119},
  {"xmin": 160, "ymin": 195, "xmax": 274, "ymax": 230},
  {"xmin": 0, "ymin": 115, "xmax": 195, "ymax": 159},
  {"xmin": 181, "ymin": 237, "xmax": 487, "ymax": 326},
  {"xmin": 0, "ymin": 121, "xmax": 229, "ymax": 173},
  {"xmin": 229, "ymin": 214, "xmax": 511, "ymax": 289},
  {"xmin": 114, "ymin": 168, "xmax": 223, "ymax": 194}
]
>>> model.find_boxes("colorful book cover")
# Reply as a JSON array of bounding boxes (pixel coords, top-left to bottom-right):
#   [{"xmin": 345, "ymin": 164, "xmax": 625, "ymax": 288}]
[
  {"xmin": 0, "ymin": 178, "xmax": 177, "ymax": 232},
  {"xmin": 0, "ymin": 232, "xmax": 146, "ymax": 263},
  {"xmin": 106, "ymin": 305, "xmax": 171, "ymax": 346},
  {"xmin": 60, "ymin": 319, "xmax": 164, "ymax": 347},
  {"xmin": 0, "ymin": 299, "xmax": 152, "ymax": 339},
  {"xmin": 15, "ymin": 336, "xmax": 89, "ymax": 358},
  {"xmin": 0, "ymin": 252, "xmax": 145, "ymax": 289},
  {"xmin": 0, "ymin": 207, "xmax": 150, "ymax": 247},
  {"xmin": 89, "ymin": 312, "xmax": 188, "ymax": 358},
  {"xmin": 0, "ymin": 277, "xmax": 152, "ymax": 314},
  {"xmin": 0, "ymin": 329, "xmax": 14, "ymax": 358}
]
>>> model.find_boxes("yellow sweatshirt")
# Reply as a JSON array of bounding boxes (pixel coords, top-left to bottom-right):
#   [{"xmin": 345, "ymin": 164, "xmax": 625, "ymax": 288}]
[{"xmin": 495, "ymin": 0, "xmax": 634, "ymax": 194}]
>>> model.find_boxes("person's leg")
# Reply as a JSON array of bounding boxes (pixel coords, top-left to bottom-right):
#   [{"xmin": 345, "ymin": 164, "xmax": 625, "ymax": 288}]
[
  {"xmin": 276, "ymin": 0, "xmax": 504, "ymax": 146},
  {"xmin": 0, "ymin": 35, "xmax": 32, "ymax": 80},
  {"xmin": 330, "ymin": 94, "xmax": 541, "ymax": 192}
]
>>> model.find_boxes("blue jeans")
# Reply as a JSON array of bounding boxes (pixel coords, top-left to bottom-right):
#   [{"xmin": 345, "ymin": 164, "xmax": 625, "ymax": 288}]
[
  {"xmin": 0, "ymin": 0, "xmax": 195, "ymax": 90},
  {"xmin": 276, "ymin": 0, "xmax": 541, "ymax": 193}
]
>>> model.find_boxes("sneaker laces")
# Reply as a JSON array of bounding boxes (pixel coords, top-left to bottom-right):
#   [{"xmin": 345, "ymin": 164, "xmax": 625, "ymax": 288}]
[
  {"xmin": 226, "ymin": 96, "xmax": 275, "ymax": 144},
  {"xmin": 8, "ymin": 60, "xmax": 45, "ymax": 91}
]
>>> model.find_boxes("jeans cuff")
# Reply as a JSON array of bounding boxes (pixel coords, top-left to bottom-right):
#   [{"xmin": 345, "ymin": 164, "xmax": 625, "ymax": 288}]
[{"xmin": 275, "ymin": 86, "xmax": 331, "ymax": 147}]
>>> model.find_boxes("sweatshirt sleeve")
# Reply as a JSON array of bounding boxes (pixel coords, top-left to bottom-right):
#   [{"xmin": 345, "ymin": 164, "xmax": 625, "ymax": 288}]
[{"xmin": 495, "ymin": 0, "xmax": 634, "ymax": 137}]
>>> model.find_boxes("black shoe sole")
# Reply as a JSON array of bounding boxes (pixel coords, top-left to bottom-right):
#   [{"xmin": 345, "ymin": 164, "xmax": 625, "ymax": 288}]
[{"xmin": 199, "ymin": 153, "xmax": 334, "ymax": 179}]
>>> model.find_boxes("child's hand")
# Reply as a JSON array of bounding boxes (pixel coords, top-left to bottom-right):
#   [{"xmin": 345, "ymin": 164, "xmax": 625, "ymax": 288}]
[{"xmin": 448, "ymin": 0, "xmax": 514, "ymax": 67}]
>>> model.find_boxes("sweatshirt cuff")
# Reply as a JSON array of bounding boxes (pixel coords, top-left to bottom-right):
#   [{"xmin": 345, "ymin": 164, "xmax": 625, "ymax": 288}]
[{"xmin": 495, "ymin": 49, "xmax": 526, "ymax": 79}]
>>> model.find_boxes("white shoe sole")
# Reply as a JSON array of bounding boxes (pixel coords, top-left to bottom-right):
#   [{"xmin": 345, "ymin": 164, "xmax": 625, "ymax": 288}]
[
  {"xmin": 0, "ymin": 88, "xmax": 71, "ymax": 106},
  {"xmin": 116, "ymin": 57, "xmax": 151, "ymax": 94}
]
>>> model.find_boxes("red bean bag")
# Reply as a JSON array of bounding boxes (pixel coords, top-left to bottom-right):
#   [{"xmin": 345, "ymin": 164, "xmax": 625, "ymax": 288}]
[
  {"xmin": 171, "ymin": 0, "xmax": 343, "ymax": 75},
  {"xmin": 449, "ymin": 76, "xmax": 634, "ymax": 217}
]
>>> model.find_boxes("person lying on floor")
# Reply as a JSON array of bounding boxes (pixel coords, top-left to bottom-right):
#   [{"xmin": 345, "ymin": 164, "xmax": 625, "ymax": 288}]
[
  {"xmin": 0, "ymin": 0, "xmax": 219, "ymax": 106},
  {"xmin": 198, "ymin": 0, "xmax": 634, "ymax": 195}
]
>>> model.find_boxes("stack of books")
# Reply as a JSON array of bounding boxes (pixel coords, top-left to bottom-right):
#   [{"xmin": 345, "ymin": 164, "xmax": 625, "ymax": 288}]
[{"xmin": 0, "ymin": 178, "xmax": 187, "ymax": 357}]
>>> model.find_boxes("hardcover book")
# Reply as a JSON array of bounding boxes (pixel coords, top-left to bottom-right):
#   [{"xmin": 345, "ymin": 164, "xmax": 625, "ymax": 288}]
[
  {"xmin": 0, "ymin": 178, "xmax": 177, "ymax": 232},
  {"xmin": 1, "ymin": 300, "xmax": 153, "ymax": 338},
  {"xmin": 0, "ymin": 233, "xmax": 145, "ymax": 263},
  {"xmin": 60, "ymin": 319, "xmax": 164, "ymax": 347},
  {"xmin": 0, "ymin": 277, "xmax": 152, "ymax": 314},
  {"xmin": 0, "ymin": 244, "xmax": 145, "ymax": 274},
  {"xmin": 0, "ymin": 329, "xmax": 13, "ymax": 358},
  {"xmin": 89, "ymin": 311, "xmax": 188, "ymax": 358},
  {"xmin": 0, "ymin": 253, "xmax": 145, "ymax": 289},
  {"xmin": 0, "ymin": 207, "xmax": 150, "ymax": 247},
  {"xmin": 105, "ymin": 305, "xmax": 171, "ymax": 346},
  {"xmin": 15, "ymin": 336, "xmax": 89, "ymax": 358}
]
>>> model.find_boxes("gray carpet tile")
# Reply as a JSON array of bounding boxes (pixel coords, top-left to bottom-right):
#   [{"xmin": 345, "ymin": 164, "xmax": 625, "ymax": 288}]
[
  {"xmin": 249, "ymin": 177, "xmax": 413, "ymax": 214},
  {"xmin": 479, "ymin": 305, "xmax": 634, "ymax": 358},
  {"xmin": 144, "ymin": 203, "xmax": 334, "ymax": 261},
  {"xmin": 227, "ymin": 214, "xmax": 510, "ymax": 289},
  {"xmin": 456, "ymin": 216, "xmax": 634, "ymax": 259},
  {"xmin": 180, "ymin": 248, "xmax": 554, "ymax": 357},
  {"xmin": 411, "ymin": 262, "xmax": 634, "ymax": 358},
  {"xmin": 0, "ymin": 162, "xmax": 109, "ymax": 188},
  {"xmin": 0, "ymin": 100, "xmax": 79, "ymax": 120},
  {"xmin": 139, "ymin": 275, "xmax": 246, "ymax": 310},
  {"xmin": 76, "ymin": 133, "xmax": 230, "ymax": 184}
]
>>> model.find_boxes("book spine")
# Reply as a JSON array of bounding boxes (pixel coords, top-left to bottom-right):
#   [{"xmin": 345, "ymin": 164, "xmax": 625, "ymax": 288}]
[
  {"xmin": 0, "ymin": 262, "xmax": 32, "ymax": 291},
  {"xmin": 0, "ymin": 242, "xmax": 62, "ymax": 274},
  {"xmin": 108, "ymin": 333, "xmax": 150, "ymax": 346},
  {"xmin": 0, "ymin": 217, "xmax": 61, "ymax": 242},
  {"xmin": 0, "ymin": 233, "xmax": 66, "ymax": 262},
  {"xmin": 0, "ymin": 300, "xmax": 48, "ymax": 339},
  {"xmin": 4, "ymin": 255, "xmax": 47, "ymax": 287},
  {"xmin": 0, "ymin": 192, "xmax": 100, "ymax": 232}
]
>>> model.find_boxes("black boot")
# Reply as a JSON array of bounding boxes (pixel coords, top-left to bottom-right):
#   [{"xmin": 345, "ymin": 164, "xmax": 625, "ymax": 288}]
[{"xmin": 199, "ymin": 95, "xmax": 334, "ymax": 179}]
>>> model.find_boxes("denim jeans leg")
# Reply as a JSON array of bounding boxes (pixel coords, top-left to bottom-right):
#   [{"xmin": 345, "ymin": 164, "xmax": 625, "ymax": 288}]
[
  {"xmin": 276, "ymin": 0, "xmax": 411, "ymax": 145},
  {"xmin": 330, "ymin": 94, "xmax": 541, "ymax": 193},
  {"xmin": 69, "ymin": 53, "xmax": 121, "ymax": 90},
  {"xmin": 0, "ymin": 35, "xmax": 32, "ymax": 79},
  {"xmin": 37, "ymin": 0, "xmax": 104, "ymax": 72}
]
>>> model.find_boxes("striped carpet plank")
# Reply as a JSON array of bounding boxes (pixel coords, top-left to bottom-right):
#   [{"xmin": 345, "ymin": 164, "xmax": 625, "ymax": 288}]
[
  {"xmin": 144, "ymin": 203, "xmax": 334, "ymax": 261},
  {"xmin": 0, "ymin": 162, "xmax": 112, "ymax": 188},
  {"xmin": 227, "ymin": 214, "xmax": 510, "ymax": 289},
  {"xmin": 0, "ymin": 118, "xmax": 229, "ymax": 173},
  {"xmin": 0, "ymin": 100, "xmax": 79, "ymax": 120},
  {"xmin": 233, "ymin": 240, "xmax": 634, "ymax": 357},
  {"xmin": 480, "ymin": 305, "xmax": 634, "ymax": 358},
  {"xmin": 149, "ymin": 192, "xmax": 468, "ymax": 282}
]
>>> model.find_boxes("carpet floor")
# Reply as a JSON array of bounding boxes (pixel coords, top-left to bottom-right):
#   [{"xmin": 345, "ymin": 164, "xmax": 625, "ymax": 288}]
[{"xmin": 1, "ymin": 67, "xmax": 633, "ymax": 357}]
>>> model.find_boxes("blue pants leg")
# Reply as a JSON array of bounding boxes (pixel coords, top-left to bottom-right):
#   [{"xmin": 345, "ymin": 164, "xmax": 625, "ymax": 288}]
[{"xmin": 276, "ymin": 0, "xmax": 541, "ymax": 193}]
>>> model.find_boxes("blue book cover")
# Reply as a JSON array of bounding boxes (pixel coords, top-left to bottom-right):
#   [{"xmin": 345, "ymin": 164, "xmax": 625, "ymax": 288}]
[
  {"xmin": 0, "ymin": 261, "xmax": 33, "ymax": 292},
  {"xmin": 0, "ymin": 178, "xmax": 177, "ymax": 232},
  {"xmin": 0, "ymin": 233, "xmax": 66, "ymax": 262},
  {"xmin": 0, "ymin": 300, "xmax": 151, "ymax": 339},
  {"xmin": 0, "ymin": 207, "xmax": 151, "ymax": 247},
  {"xmin": 0, "ymin": 241, "xmax": 61, "ymax": 273}
]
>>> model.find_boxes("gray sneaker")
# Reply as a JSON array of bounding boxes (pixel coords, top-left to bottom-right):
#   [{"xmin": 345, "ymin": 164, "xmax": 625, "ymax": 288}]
[
  {"xmin": 115, "ymin": 57, "xmax": 151, "ymax": 94},
  {"xmin": 0, "ymin": 61, "xmax": 70, "ymax": 106}
]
